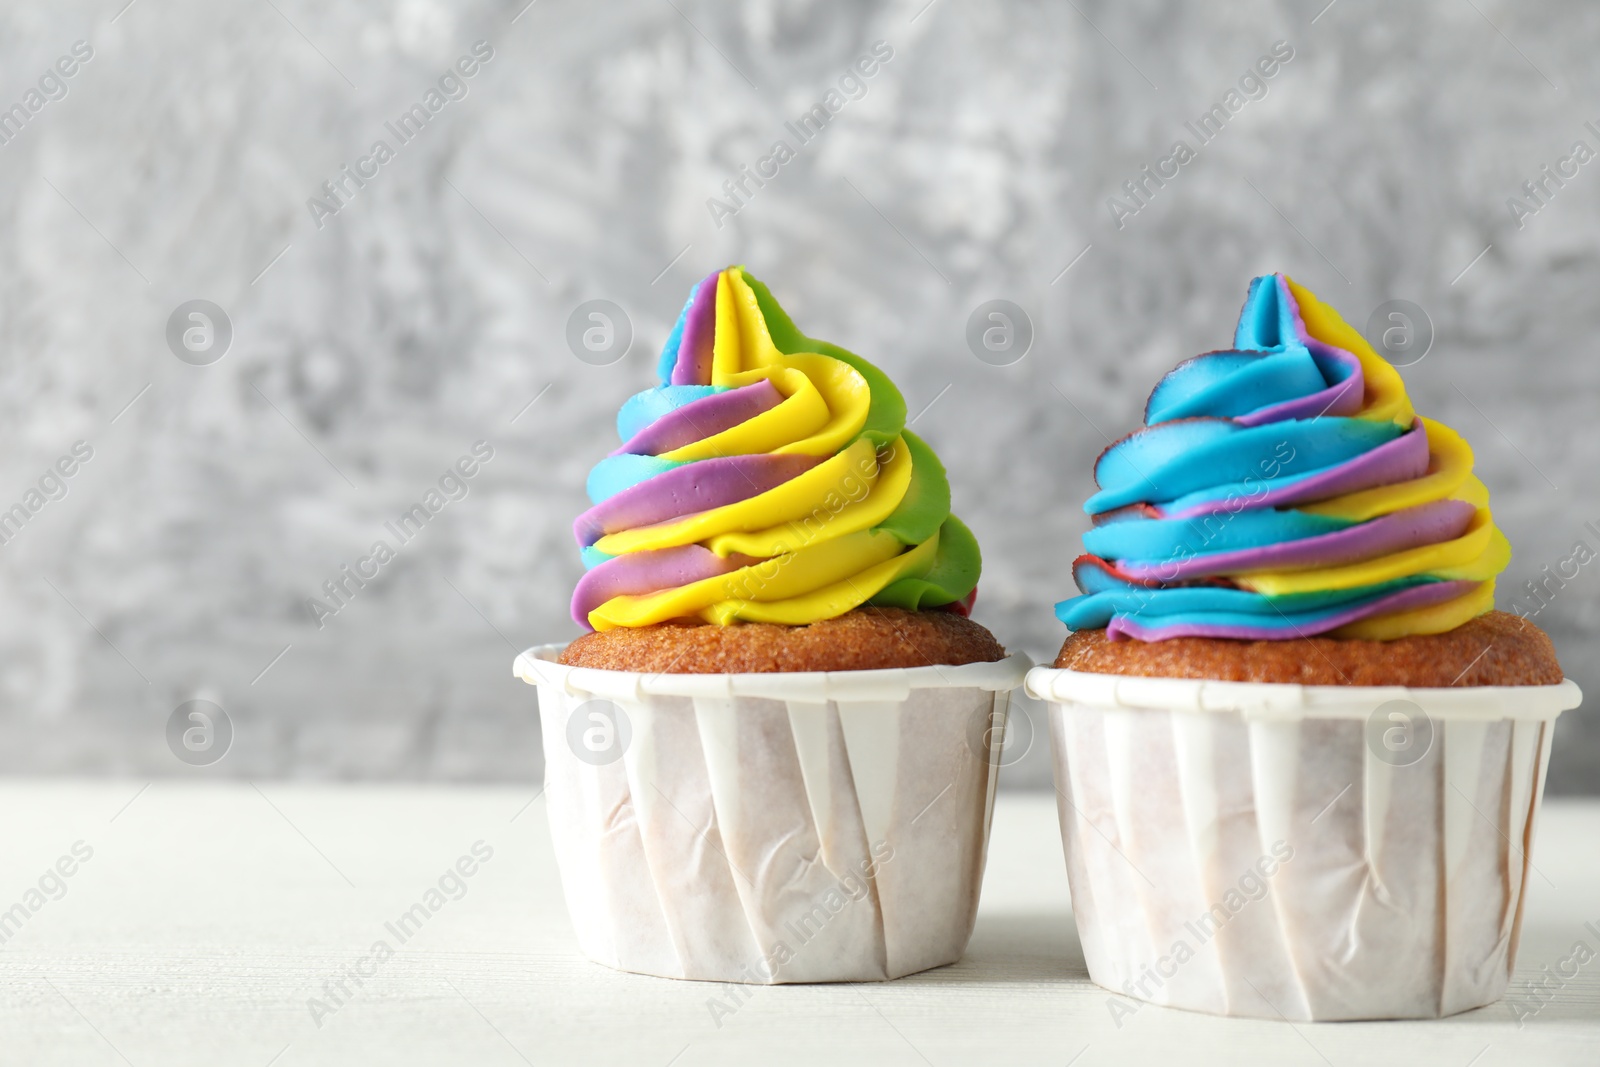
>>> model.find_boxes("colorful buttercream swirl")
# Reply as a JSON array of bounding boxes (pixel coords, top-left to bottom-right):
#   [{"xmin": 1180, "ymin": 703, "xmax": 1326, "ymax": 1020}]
[
  {"xmin": 1056, "ymin": 274, "xmax": 1508, "ymax": 642},
  {"xmin": 571, "ymin": 266, "xmax": 981, "ymax": 631}
]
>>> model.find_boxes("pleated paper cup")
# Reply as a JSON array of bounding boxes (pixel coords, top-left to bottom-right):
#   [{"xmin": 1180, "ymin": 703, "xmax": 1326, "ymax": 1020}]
[
  {"xmin": 516, "ymin": 644, "xmax": 1031, "ymax": 983},
  {"xmin": 1026, "ymin": 664, "xmax": 1582, "ymax": 1021}
]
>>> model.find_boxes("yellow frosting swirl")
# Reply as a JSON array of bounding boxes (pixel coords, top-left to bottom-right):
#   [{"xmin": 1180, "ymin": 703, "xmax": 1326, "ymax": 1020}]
[{"xmin": 571, "ymin": 267, "xmax": 980, "ymax": 631}]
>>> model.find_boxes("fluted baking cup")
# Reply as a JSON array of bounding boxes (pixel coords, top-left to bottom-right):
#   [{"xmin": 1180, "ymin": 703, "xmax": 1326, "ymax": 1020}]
[
  {"xmin": 517, "ymin": 644, "xmax": 1031, "ymax": 983},
  {"xmin": 1025, "ymin": 665, "xmax": 1582, "ymax": 1021}
]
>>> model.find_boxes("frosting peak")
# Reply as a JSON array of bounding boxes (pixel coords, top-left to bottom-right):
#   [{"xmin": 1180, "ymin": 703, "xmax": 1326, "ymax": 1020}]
[
  {"xmin": 572, "ymin": 266, "xmax": 980, "ymax": 631},
  {"xmin": 1057, "ymin": 274, "xmax": 1507, "ymax": 642}
]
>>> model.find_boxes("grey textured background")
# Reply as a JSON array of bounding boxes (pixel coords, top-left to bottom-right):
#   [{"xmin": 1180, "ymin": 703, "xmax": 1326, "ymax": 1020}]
[{"xmin": 1, "ymin": 0, "xmax": 1596, "ymax": 791}]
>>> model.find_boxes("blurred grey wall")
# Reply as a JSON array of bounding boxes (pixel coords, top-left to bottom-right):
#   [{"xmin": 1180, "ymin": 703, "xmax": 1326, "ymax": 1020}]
[{"xmin": 1, "ymin": 0, "xmax": 1597, "ymax": 791}]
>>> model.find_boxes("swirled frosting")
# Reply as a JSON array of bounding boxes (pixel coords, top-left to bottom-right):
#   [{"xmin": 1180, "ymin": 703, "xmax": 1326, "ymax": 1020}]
[
  {"xmin": 1056, "ymin": 274, "xmax": 1508, "ymax": 642},
  {"xmin": 572, "ymin": 266, "xmax": 980, "ymax": 631}
]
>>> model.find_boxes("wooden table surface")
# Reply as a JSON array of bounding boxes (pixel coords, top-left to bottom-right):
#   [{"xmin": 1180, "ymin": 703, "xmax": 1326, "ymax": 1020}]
[{"xmin": 0, "ymin": 781, "xmax": 1595, "ymax": 1065}]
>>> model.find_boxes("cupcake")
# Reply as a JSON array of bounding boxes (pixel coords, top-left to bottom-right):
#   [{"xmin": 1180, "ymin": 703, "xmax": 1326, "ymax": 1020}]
[
  {"xmin": 516, "ymin": 266, "xmax": 1029, "ymax": 984},
  {"xmin": 1026, "ymin": 274, "xmax": 1580, "ymax": 1020}
]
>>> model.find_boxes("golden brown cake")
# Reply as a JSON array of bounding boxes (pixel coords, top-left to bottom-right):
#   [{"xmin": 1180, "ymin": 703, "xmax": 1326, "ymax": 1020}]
[
  {"xmin": 562, "ymin": 607, "xmax": 1005, "ymax": 673},
  {"xmin": 1053, "ymin": 610, "xmax": 1561, "ymax": 686}
]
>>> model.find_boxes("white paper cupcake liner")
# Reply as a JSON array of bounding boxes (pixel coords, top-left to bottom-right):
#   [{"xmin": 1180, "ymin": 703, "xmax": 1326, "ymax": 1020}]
[
  {"xmin": 1026, "ymin": 665, "xmax": 1582, "ymax": 1021},
  {"xmin": 517, "ymin": 644, "xmax": 1031, "ymax": 983}
]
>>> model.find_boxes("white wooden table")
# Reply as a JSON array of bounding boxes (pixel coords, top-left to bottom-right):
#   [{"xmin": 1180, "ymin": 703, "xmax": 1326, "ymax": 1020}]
[{"xmin": 0, "ymin": 781, "xmax": 1595, "ymax": 1065}]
